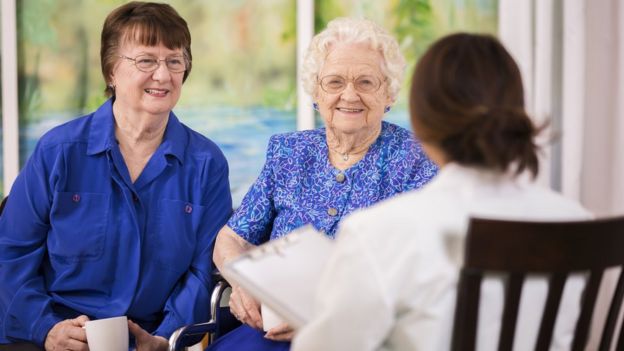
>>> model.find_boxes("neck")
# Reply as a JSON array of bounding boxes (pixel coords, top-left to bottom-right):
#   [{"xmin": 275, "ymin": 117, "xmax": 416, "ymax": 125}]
[
  {"xmin": 113, "ymin": 103, "xmax": 168, "ymax": 148},
  {"xmin": 326, "ymin": 124, "xmax": 381, "ymax": 162}
]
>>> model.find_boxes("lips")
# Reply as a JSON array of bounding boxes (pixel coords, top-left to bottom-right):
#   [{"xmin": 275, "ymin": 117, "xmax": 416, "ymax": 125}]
[
  {"xmin": 144, "ymin": 88, "xmax": 169, "ymax": 96},
  {"xmin": 336, "ymin": 107, "xmax": 364, "ymax": 113}
]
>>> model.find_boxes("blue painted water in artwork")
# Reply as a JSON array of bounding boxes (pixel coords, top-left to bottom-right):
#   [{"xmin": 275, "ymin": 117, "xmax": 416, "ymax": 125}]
[{"xmin": 5, "ymin": 106, "xmax": 411, "ymax": 205}]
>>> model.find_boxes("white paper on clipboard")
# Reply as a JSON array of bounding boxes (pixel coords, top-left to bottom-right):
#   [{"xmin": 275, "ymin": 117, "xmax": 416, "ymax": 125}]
[{"xmin": 222, "ymin": 225, "xmax": 334, "ymax": 329}]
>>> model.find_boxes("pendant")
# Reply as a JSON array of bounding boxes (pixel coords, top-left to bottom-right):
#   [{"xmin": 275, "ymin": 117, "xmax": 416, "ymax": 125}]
[{"xmin": 341, "ymin": 153, "xmax": 349, "ymax": 161}]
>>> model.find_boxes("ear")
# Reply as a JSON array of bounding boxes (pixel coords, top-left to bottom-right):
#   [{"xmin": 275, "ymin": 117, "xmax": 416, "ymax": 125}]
[{"xmin": 313, "ymin": 89, "xmax": 321, "ymax": 103}]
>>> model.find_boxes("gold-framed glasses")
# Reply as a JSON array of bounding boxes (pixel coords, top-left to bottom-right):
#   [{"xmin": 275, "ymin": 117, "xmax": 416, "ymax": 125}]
[
  {"xmin": 319, "ymin": 74, "xmax": 383, "ymax": 94},
  {"xmin": 119, "ymin": 54, "xmax": 188, "ymax": 73}
]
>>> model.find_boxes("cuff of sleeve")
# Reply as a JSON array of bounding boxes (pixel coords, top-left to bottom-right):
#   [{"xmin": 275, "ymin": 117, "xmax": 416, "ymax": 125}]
[
  {"xmin": 33, "ymin": 314, "xmax": 62, "ymax": 347},
  {"xmin": 153, "ymin": 312, "xmax": 179, "ymax": 340}
]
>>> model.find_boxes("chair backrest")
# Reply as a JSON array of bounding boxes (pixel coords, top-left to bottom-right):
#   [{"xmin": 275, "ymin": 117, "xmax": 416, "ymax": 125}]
[{"xmin": 451, "ymin": 216, "xmax": 624, "ymax": 351}]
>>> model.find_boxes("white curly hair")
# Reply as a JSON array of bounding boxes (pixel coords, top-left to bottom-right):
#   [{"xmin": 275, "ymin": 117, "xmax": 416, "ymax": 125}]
[{"xmin": 301, "ymin": 17, "xmax": 406, "ymax": 101}]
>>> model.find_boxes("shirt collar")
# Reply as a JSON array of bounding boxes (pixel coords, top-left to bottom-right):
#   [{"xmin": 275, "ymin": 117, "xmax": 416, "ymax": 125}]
[
  {"xmin": 86, "ymin": 98, "xmax": 187, "ymax": 164},
  {"xmin": 86, "ymin": 99, "xmax": 116, "ymax": 156}
]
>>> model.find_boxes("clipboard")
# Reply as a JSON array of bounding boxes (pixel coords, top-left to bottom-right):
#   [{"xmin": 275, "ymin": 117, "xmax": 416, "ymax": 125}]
[{"xmin": 222, "ymin": 225, "xmax": 334, "ymax": 329}]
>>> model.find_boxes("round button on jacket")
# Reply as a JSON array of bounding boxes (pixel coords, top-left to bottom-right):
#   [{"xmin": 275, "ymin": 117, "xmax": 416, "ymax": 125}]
[
  {"xmin": 335, "ymin": 173, "xmax": 346, "ymax": 183},
  {"xmin": 327, "ymin": 207, "xmax": 338, "ymax": 216}
]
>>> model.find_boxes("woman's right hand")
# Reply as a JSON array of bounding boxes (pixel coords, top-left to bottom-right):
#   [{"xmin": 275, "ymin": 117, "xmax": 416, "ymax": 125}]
[
  {"xmin": 44, "ymin": 315, "xmax": 89, "ymax": 351},
  {"xmin": 229, "ymin": 284, "xmax": 263, "ymax": 329}
]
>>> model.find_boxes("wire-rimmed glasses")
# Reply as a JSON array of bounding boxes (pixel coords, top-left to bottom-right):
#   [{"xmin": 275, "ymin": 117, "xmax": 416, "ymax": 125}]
[
  {"xmin": 318, "ymin": 74, "xmax": 384, "ymax": 94},
  {"xmin": 119, "ymin": 54, "xmax": 188, "ymax": 73}
]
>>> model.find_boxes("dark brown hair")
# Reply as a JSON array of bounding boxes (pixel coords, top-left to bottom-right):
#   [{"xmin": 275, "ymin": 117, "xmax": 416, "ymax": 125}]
[
  {"xmin": 100, "ymin": 1, "xmax": 192, "ymax": 97},
  {"xmin": 409, "ymin": 33, "xmax": 540, "ymax": 177}
]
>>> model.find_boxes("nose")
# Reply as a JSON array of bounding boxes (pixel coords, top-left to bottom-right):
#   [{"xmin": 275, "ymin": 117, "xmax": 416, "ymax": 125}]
[
  {"xmin": 340, "ymin": 82, "xmax": 360, "ymax": 102},
  {"xmin": 151, "ymin": 61, "xmax": 171, "ymax": 82}
]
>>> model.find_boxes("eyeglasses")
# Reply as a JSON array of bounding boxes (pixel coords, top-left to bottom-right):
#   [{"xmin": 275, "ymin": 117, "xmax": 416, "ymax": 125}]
[
  {"xmin": 318, "ymin": 75, "xmax": 384, "ymax": 94},
  {"xmin": 119, "ymin": 54, "xmax": 188, "ymax": 73}
]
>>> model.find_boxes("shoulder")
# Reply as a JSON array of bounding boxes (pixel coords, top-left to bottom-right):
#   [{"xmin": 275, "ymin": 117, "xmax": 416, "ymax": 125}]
[
  {"xmin": 341, "ymin": 188, "xmax": 434, "ymax": 238},
  {"xmin": 379, "ymin": 121, "xmax": 428, "ymax": 158},
  {"xmin": 183, "ymin": 124, "xmax": 227, "ymax": 163},
  {"xmin": 37, "ymin": 113, "xmax": 94, "ymax": 150},
  {"xmin": 521, "ymin": 185, "xmax": 592, "ymax": 218},
  {"xmin": 379, "ymin": 121, "xmax": 416, "ymax": 145},
  {"xmin": 269, "ymin": 128, "xmax": 324, "ymax": 146},
  {"xmin": 265, "ymin": 128, "xmax": 325, "ymax": 156}
]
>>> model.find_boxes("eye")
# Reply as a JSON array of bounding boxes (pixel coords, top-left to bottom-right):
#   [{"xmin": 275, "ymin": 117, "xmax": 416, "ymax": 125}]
[
  {"xmin": 323, "ymin": 76, "xmax": 345, "ymax": 88},
  {"xmin": 136, "ymin": 56, "xmax": 158, "ymax": 65},
  {"xmin": 167, "ymin": 57, "xmax": 184, "ymax": 66},
  {"xmin": 356, "ymin": 76, "xmax": 377, "ymax": 90}
]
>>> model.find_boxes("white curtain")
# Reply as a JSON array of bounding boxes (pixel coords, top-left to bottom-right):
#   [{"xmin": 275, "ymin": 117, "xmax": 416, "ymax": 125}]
[
  {"xmin": 574, "ymin": 0, "xmax": 624, "ymax": 217},
  {"xmin": 500, "ymin": 0, "xmax": 624, "ymax": 217},
  {"xmin": 499, "ymin": 0, "xmax": 624, "ymax": 348}
]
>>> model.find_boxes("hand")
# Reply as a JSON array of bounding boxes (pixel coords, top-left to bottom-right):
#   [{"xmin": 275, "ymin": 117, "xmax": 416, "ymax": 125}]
[
  {"xmin": 128, "ymin": 320, "xmax": 168, "ymax": 351},
  {"xmin": 229, "ymin": 284, "xmax": 263, "ymax": 329},
  {"xmin": 264, "ymin": 323, "xmax": 294, "ymax": 341},
  {"xmin": 44, "ymin": 315, "xmax": 89, "ymax": 351}
]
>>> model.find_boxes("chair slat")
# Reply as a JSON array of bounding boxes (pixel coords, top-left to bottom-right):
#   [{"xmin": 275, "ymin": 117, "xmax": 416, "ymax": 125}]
[
  {"xmin": 451, "ymin": 270, "xmax": 482, "ymax": 351},
  {"xmin": 536, "ymin": 274, "xmax": 566, "ymax": 351},
  {"xmin": 572, "ymin": 270, "xmax": 603, "ymax": 351},
  {"xmin": 600, "ymin": 269, "xmax": 624, "ymax": 350},
  {"xmin": 498, "ymin": 273, "xmax": 524, "ymax": 351}
]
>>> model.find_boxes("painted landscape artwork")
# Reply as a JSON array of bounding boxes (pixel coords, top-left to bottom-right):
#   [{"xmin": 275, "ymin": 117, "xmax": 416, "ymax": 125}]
[{"xmin": 8, "ymin": 0, "xmax": 497, "ymax": 202}]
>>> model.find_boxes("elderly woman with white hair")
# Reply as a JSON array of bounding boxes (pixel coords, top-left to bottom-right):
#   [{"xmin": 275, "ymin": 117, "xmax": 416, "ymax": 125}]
[{"xmin": 208, "ymin": 17, "xmax": 437, "ymax": 351}]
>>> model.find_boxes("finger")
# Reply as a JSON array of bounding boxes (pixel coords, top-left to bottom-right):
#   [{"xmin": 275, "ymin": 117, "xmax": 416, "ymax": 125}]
[
  {"xmin": 72, "ymin": 315, "xmax": 90, "ymax": 327},
  {"xmin": 240, "ymin": 293, "xmax": 262, "ymax": 328},
  {"xmin": 265, "ymin": 331, "xmax": 295, "ymax": 341},
  {"xmin": 64, "ymin": 336, "xmax": 89, "ymax": 351},
  {"xmin": 128, "ymin": 319, "xmax": 148, "ymax": 339},
  {"xmin": 228, "ymin": 294, "xmax": 244, "ymax": 320},
  {"xmin": 265, "ymin": 323, "xmax": 290, "ymax": 337},
  {"xmin": 66, "ymin": 324, "xmax": 88, "ymax": 343}
]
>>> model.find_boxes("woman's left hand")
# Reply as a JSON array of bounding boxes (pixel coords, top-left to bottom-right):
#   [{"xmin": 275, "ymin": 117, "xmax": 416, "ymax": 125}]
[
  {"xmin": 264, "ymin": 322, "xmax": 295, "ymax": 341},
  {"xmin": 128, "ymin": 320, "xmax": 169, "ymax": 351}
]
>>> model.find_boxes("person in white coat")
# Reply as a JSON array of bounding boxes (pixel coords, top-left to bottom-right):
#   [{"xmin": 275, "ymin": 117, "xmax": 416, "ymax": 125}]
[{"xmin": 292, "ymin": 33, "xmax": 591, "ymax": 351}]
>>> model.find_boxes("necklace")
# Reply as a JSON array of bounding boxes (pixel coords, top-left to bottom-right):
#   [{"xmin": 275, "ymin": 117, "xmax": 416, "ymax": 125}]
[
  {"xmin": 337, "ymin": 150, "xmax": 349, "ymax": 161},
  {"xmin": 329, "ymin": 146, "xmax": 368, "ymax": 162}
]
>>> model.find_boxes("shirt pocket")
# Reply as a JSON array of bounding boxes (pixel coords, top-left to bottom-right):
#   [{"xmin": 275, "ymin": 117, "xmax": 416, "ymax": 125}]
[
  {"xmin": 151, "ymin": 199, "xmax": 206, "ymax": 273},
  {"xmin": 48, "ymin": 191, "xmax": 110, "ymax": 261}
]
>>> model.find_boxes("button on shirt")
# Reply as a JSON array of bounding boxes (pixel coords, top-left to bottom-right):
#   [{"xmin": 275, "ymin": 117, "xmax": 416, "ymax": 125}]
[
  {"xmin": 0, "ymin": 99, "xmax": 232, "ymax": 345},
  {"xmin": 228, "ymin": 121, "xmax": 438, "ymax": 245}
]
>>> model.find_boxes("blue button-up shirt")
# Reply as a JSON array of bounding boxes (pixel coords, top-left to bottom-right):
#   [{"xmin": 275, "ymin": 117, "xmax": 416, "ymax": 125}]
[
  {"xmin": 0, "ymin": 99, "xmax": 232, "ymax": 345},
  {"xmin": 228, "ymin": 121, "xmax": 437, "ymax": 244}
]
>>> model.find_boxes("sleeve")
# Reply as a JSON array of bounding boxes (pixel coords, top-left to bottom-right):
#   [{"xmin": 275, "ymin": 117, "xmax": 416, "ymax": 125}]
[
  {"xmin": 404, "ymin": 134, "xmax": 438, "ymax": 190},
  {"xmin": 153, "ymin": 156, "xmax": 233, "ymax": 338},
  {"xmin": 226, "ymin": 135, "xmax": 279, "ymax": 245},
  {"xmin": 0, "ymin": 144, "xmax": 64, "ymax": 346},
  {"xmin": 291, "ymin": 220, "xmax": 395, "ymax": 351}
]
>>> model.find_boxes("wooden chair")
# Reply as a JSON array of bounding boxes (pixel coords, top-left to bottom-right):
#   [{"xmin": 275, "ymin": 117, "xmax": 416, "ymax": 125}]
[{"xmin": 452, "ymin": 216, "xmax": 624, "ymax": 351}]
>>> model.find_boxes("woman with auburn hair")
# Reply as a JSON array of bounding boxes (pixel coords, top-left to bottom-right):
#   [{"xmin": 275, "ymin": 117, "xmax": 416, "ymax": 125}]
[{"xmin": 0, "ymin": 3, "xmax": 231, "ymax": 350}]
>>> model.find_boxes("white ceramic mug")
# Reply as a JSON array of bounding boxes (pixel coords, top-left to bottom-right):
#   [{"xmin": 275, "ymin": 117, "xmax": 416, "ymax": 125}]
[
  {"xmin": 261, "ymin": 304, "xmax": 284, "ymax": 331},
  {"xmin": 84, "ymin": 316, "xmax": 129, "ymax": 351}
]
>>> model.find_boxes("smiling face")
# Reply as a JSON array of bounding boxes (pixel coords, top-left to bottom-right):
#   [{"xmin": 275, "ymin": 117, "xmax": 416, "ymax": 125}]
[
  {"xmin": 109, "ymin": 41, "xmax": 185, "ymax": 118},
  {"xmin": 315, "ymin": 43, "xmax": 392, "ymax": 136}
]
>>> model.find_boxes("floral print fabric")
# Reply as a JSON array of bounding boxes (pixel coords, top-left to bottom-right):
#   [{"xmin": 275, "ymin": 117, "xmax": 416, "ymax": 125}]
[{"xmin": 228, "ymin": 121, "xmax": 438, "ymax": 244}]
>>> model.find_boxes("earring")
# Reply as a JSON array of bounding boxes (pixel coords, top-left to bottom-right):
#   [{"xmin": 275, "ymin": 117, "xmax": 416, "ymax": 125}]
[
  {"xmin": 384, "ymin": 106, "xmax": 391, "ymax": 113},
  {"xmin": 312, "ymin": 102, "xmax": 319, "ymax": 111}
]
